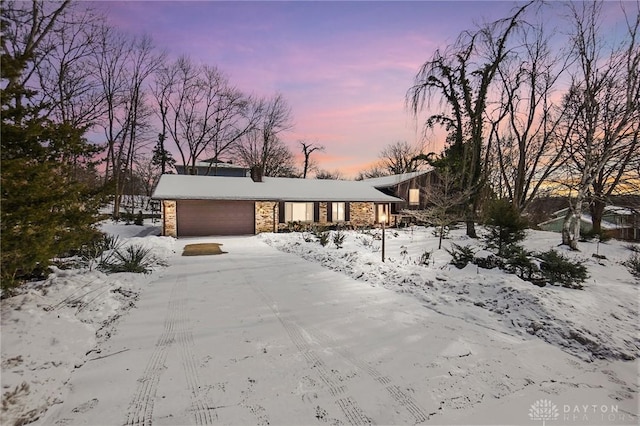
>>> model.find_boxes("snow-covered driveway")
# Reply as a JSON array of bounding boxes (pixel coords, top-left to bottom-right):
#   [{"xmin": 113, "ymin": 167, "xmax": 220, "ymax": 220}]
[{"xmin": 38, "ymin": 237, "xmax": 637, "ymax": 425}]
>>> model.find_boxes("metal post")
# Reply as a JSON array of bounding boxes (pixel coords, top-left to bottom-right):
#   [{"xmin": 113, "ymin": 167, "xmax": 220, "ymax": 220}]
[{"xmin": 381, "ymin": 213, "xmax": 386, "ymax": 262}]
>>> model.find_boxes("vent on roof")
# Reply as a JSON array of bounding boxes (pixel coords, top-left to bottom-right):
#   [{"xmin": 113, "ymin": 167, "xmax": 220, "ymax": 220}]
[{"xmin": 250, "ymin": 166, "xmax": 263, "ymax": 182}]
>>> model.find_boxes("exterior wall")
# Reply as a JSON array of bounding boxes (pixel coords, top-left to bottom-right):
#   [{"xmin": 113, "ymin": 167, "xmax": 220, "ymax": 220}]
[
  {"xmin": 163, "ymin": 200, "xmax": 177, "ymax": 237},
  {"xmin": 165, "ymin": 199, "xmax": 381, "ymax": 237},
  {"xmin": 349, "ymin": 202, "xmax": 375, "ymax": 227},
  {"xmin": 256, "ymin": 201, "xmax": 278, "ymax": 233},
  {"xmin": 319, "ymin": 202, "xmax": 328, "ymax": 224}
]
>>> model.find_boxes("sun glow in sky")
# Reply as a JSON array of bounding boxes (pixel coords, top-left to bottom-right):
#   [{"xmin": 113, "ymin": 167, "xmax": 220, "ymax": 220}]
[{"xmin": 95, "ymin": 1, "xmax": 628, "ymax": 178}]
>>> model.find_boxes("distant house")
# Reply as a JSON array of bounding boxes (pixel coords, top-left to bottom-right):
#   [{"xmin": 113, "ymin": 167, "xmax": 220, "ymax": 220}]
[
  {"xmin": 174, "ymin": 160, "xmax": 249, "ymax": 177},
  {"xmin": 152, "ymin": 170, "xmax": 403, "ymax": 237},
  {"xmin": 363, "ymin": 169, "xmax": 436, "ymax": 222},
  {"xmin": 538, "ymin": 206, "xmax": 640, "ymax": 241}
]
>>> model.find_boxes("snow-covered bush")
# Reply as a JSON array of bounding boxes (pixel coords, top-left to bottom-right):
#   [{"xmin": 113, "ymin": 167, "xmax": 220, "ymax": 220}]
[
  {"xmin": 536, "ymin": 250, "xmax": 588, "ymax": 289},
  {"xmin": 446, "ymin": 243, "xmax": 475, "ymax": 269},
  {"xmin": 623, "ymin": 253, "xmax": 640, "ymax": 280},
  {"xmin": 332, "ymin": 230, "xmax": 346, "ymax": 248}
]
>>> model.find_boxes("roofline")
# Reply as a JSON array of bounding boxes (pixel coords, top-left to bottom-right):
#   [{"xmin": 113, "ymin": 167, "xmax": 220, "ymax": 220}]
[{"xmin": 153, "ymin": 195, "xmax": 404, "ymax": 202}]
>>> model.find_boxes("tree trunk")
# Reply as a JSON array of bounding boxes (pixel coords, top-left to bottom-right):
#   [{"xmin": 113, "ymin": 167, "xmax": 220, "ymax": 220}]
[
  {"xmin": 590, "ymin": 198, "xmax": 605, "ymax": 235},
  {"xmin": 561, "ymin": 195, "xmax": 585, "ymax": 250}
]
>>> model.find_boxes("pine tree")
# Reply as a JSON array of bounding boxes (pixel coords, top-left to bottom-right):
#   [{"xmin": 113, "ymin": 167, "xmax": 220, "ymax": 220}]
[{"xmin": 1, "ymin": 55, "xmax": 104, "ymax": 290}]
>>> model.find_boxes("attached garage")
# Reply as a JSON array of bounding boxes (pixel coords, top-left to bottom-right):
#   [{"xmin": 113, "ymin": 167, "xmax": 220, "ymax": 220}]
[{"xmin": 176, "ymin": 200, "xmax": 255, "ymax": 236}]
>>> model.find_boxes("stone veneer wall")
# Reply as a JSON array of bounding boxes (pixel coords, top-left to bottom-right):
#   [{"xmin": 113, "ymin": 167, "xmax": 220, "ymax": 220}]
[
  {"xmin": 349, "ymin": 202, "xmax": 375, "ymax": 227},
  {"xmin": 255, "ymin": 201, "xmax": 278, "ymax": 233},
  {"xmin": 163, "ymin": 200, "xmax": 177, "ymax": 237},
  {"xmin": 319, "ymin": 202, "xmax": 328, "ymax": 224}
]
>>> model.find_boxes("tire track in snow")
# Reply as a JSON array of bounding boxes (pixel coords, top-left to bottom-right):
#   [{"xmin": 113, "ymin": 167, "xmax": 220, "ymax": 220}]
[
  {"xmin": 248, "ymin": 283, "xmax": 370, "ymax": 425},
  {"xmin": 307, "ymin": 325, "xmax": 430, "ymax": 423},
  {"xmin": 124, "ymin": 275, "xmax": 216, "ymax": 425},
  {"xmin": 124, "ymin": 280, "xmax": 177, "ymax": 426},
  {"xmin": 173, "ymin": 275, "xmax": 217, "ymax": 424}
]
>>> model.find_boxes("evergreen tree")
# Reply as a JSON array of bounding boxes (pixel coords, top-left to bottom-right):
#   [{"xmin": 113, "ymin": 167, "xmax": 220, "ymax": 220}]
[
  {"xmin": 1, "ymin": 51, "xmax": 104, "ymax": 290},
  {"xmin": 482, "ymin": 198, "xmax": 528, "ymax": 258}
]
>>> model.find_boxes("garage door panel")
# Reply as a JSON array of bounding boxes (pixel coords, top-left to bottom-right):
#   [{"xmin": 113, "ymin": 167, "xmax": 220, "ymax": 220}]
[{"xmin": 177, "ymin": 200, "xmax": 254, "ymax": 236}]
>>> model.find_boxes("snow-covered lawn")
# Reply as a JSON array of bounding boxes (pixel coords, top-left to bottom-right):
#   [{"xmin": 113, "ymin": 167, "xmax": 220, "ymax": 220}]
[
  {"xmin": 1, "ymin": 223, "xmax": 638, "ymax": 425},
  {"xmin": 260, "ymin": 226, "xmax": 640, "ymax": 362}
]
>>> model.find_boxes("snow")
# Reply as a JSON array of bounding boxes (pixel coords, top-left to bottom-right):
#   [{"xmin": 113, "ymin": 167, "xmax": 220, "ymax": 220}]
[
  {"xmin": 1, "ymin": 224, "xmax": 638, "ymax": 425},
  {"xmin": 152, "ymin": 174, "xmax": 403, "ymax": 202}
]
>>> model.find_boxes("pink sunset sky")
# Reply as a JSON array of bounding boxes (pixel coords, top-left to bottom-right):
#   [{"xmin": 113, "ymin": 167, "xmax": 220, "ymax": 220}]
[{"xmin": 94, "ymin": 1, "xmax": 629, "ymax": 178}]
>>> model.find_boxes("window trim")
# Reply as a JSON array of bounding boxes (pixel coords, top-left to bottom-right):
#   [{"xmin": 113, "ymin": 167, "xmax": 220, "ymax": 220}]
[
  {"xmin": 284, "ymin": 202, "xmax": 314, "ymax": 223},
  {"xmin": 331, "ymin": 202, "xmax": 346, "ymax": 222}
]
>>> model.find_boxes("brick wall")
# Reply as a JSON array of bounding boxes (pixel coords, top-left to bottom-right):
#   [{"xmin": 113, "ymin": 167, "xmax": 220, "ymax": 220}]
[{"xmin": 163, "ymin": 200, "xmax": 177, "ymax": 237}]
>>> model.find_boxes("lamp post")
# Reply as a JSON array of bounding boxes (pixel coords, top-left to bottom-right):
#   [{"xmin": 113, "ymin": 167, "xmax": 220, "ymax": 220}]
[{"xmin": 380, "ymin": 212, "xmax": 387, "ymax": 262}]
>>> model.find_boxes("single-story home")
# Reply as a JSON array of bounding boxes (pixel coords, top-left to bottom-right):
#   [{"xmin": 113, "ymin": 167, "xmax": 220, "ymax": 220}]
[
  {"xmin": 538, "ymin": 205, "xmax": 640, "ymax": 241},
  {"xmin": 152, "ymin": 172, "xmax": 404, "ymax": 237}
]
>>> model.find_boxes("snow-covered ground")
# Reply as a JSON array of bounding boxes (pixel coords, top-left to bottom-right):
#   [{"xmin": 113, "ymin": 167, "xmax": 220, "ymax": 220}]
[
  {"xmin": 260, "ymin": 227, "xmax": 640, "ymax": 362},
  {"xmin": 1, "ymin": 221, "xmax": 175, "ymax": 425},
  {"xmin": 1, "ymin": 223, "xmax": 638, "ymax": 425}
]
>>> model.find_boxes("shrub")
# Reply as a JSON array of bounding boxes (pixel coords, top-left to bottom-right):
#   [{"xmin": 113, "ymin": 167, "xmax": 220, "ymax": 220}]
[
  {"xmin": 99, "ymin": 244, "xmax": 158, "ymax": 274},
  {"xmin": 332, "ymin": 229, "xmax": 346, "ymax": 249},
  {"xmin": 483, "ymin": 199, "xmax": 527, "ymax": 257},
  {"xmin": 536, "ymin": 249, "xmax": 588, "ymax": 289},
  {"xmin": 623, "ymin": 253, "xmax": 640, "ymax": 280},
  {"xmin": 134, "ymin": 210, "xmax": 144, "ymax": 226},
  {"xmin": 418, "ymin": 250, "xmax": 432, "ymax": 266},
  {"xmin": 504, "ymin": 246, "xmax": 540, "ymax": 282},
  {"xmin": 473, "ymin": 254, "xmax": 503, "ymax": 270},
  {"xmin": 432, "ymin": 225, "xmax": 450, "ymax": 239},
  {"xmin": 446, "ymin": 243, "xmax": 475, "ymax": 269},
  {"xmin": 317, "ymin": 230, "xmax": 330, "ymax": 247}
]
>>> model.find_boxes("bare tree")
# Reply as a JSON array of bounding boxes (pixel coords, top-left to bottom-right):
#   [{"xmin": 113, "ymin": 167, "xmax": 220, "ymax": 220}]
[
  {"xmin": 488, "ymin": 18, "xmax": 574, "ymax": 213},
  {"xmin": 299, "ymin": 140, "xmax": 324, "ymax": 178},
  {"xmin": 401, "ymin": 168, "xmax": 471, "ymax": 250},
  {"xmin": 355, "ymin": 165, "xmax": 388, "ymax": 180},
  {"xmin": 34, "ymin": 4, "xmax": 104, "ymax": 130},
  {"xmin": 560, "ymin": 1, "xmax": 640, "ymax": 249},
  {"xmin": 233, "ymin": 129, "xmax": 296, "ymax": 177},
  {"xmin": 408, "ymin": 2, "xmax": 534, "ymax": 238},
  {"xmin": 315, "ymin": 169, "xmax": 343, "ymax": 180},
  {"xmin": 233, "ymin": 93, "xmax": 295, "ymax": 177},
  {"xmin": 158, "ymin": 57, "xmax": 258, "ymax": 175},
  {"xmin": 378, "ymin": 140, "xmax": 426, "ymax": 174},
  {"xmin": 1, "ymin": 0, "xmax": 71, "ymax": 112},
  {"xmin": 133, "ymin": 154, "xmax": 162, "ymax": 205},
  {"xmin": 96, "ymin": 28, "xmax": 164, "ymax": 218}
]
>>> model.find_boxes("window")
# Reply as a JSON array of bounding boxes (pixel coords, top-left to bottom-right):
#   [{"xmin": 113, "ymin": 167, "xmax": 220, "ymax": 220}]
[
  {"xmin": 377, "ymin": 204, "xmax": 389, "ymax": 223},
  {"xmin": 285, "ymin": 202, "xmax": 314, "ymax": 222},
  {"xmin": 409, "ymin": 188, "xmax": 420, "ymax": 206},
  {"xmin": 332, "ymin": 202, "xmax": 346, "ymax": 222}
]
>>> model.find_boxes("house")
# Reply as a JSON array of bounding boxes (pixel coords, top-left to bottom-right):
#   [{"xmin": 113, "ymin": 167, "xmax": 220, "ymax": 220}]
[
  {"xmin": 363, "ymin": 169, "xmax": 436, "ymax": 222},
  {"xmin": 152, "ymin": 171, "xmax": 403, "ymax": 237},
  {"xmin": 174, "ymin": 160, "xmax": 249, "ymax": 177},
  {"xmin": 537, "ymin": 206, "xmax": 640, "ymax": 241}
]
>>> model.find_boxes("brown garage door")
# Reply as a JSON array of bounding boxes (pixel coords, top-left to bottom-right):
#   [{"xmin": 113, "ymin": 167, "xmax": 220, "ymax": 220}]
[{"xmin": 176, "ymin": 200, "xmax": 255, "ymax": 236}]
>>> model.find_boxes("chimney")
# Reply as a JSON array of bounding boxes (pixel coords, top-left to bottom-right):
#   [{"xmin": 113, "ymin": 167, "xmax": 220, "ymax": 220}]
[{"xmin": 250, "ymin": 166, "xmax": 263, "ymax": 182}]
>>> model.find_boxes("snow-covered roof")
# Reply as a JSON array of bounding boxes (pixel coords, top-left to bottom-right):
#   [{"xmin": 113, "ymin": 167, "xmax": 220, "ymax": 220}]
[
  {"xmin": 362, "ymin": 169, "xmax": 433, "ymax": 188},
  {"xmin": 152, "ymin": 175, "xmax": 404, "ymax": 203},
  {"xmin": 177, "ymin": 161, "xmax": 247, "ymax": 169},
  {"xmin": 538, "ymin": 214, "xmax": 618, "ymax": 230},
  {"xmin": 604, "ymin": 206, "xmax": 636, "ymax": 216}
]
